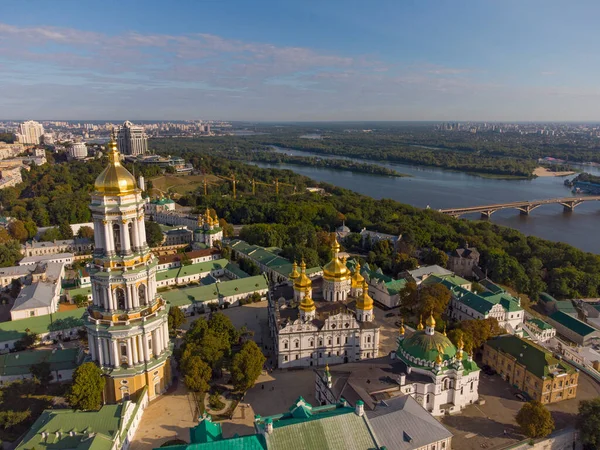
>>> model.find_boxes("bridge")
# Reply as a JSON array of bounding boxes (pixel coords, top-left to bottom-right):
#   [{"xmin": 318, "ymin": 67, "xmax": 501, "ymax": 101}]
[{"xmin": 439, "ymin": 196, "xmax": 600, "ymax": 218}]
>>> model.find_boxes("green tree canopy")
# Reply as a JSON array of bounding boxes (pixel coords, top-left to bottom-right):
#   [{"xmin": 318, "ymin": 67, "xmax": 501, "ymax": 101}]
[
  {"xmin": 230, "ymin": 341, "xmax": 265, "ymax": 392},
  {"xmin": 145, "ymin": 221, "xmax": 164, "ymax": 247},
  {"xmin": 168, "ymin": 307, "xmax": 186, "ymax": 332},
  {"xmin": 30, "ymin": 361, "xmax": 53, "ymax": 387},
  {"xmin": 66, "ymin": 362, "xmax": 105, "ymax": 410},
  {"xmin": 182, "ymin": 356, "xmax": 211, "ymax": 393},
  {"xmin": 516, "ymin": 400, "xmax": 554, "ymax": 439},
  {"xmin": 77, "ymin": 226, "xmax": 94, "ymax": 239},
  {"xmin": 577, "ymin": 398, "xmax": 600, "ymax": 450},
  {"xmin": 7, "ymin": 220, "xmax": 28, "ymax": 242}
]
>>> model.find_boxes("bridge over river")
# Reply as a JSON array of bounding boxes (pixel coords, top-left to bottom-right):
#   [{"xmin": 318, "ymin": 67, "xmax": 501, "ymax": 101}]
[{"xmin": 439, "ymin": 196, "xmax": 600, "ymax": 218}]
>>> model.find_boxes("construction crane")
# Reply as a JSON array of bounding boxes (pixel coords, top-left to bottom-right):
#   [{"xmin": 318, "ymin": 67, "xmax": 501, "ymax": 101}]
[
  {"xmin": 216, "ymin": 174, "xmax": 237, "ymax": 199},
  {"xmin": 274, "ymin": 178, "xmax": 296, "ymax": 195},
  {"xmin": 251, "ymin": 178, "xmax": 272, "ymax": 195}
]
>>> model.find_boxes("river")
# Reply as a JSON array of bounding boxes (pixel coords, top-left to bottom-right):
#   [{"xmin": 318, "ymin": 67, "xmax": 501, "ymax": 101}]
[{"xmin": 253, "ymin": 146, "xmax": 600, "ymax": 254}]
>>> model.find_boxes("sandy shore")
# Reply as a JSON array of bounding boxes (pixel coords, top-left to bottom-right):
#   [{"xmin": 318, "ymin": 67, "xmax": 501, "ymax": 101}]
[{"xmin": 533, "ymin": 166, "xmax": 575, "ymax": 177}]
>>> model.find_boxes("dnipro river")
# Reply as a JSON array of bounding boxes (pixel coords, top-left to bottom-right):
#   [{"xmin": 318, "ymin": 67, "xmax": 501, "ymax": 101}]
[{"xmin": 253, "ymin": 146, "xmax": 600, "ymax": 254}]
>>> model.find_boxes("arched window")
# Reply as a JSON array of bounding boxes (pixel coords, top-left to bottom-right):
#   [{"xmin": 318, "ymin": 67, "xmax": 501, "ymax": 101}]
[
  {"xmin": 283, "ymin": 341, "xmax": 288, "ymax": 350},
  {"xmin": 444, "ymin": 379, "xmax": 449, "ymax": 390},
  {"xmin": 115, "ymin": 288, "xmax": 126, "ymax": 310},
  {"xmin": 367, "ymin": 336, "xmax": 371, "ymax": 343},
  {"xmin": 113, "ymin": 224, "xmax": 122, "ymax": 253},
  {"xmin": 294, "ymin": 340, "xmax": 299, "ymax": 349},
  {"xmin": 138, "ymin": 284, "xmax": 147, "ymax": 306}
]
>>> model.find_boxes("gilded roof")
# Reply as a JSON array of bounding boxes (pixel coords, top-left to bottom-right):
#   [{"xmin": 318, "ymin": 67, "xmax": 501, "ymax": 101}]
[
  {"xmin": 94, "ymin": 135, "xmax": 137, "ymax": 195},
  {"xmin": 323, "ymin": 235, "xmax": 350, "ymax": 281}
]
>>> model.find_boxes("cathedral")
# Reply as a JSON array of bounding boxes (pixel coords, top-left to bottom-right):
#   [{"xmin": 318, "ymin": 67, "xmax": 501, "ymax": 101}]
[
  {"xmin": 193, "ymin": 207, "xmax": 223, "ymax": 248},
  {"xmin": 268, "ymin": 235, "xmax": 380, "ymax": 368},
  {"xmin": 86, "ymin": 133, "xmax": 171, "ymax": 403}
]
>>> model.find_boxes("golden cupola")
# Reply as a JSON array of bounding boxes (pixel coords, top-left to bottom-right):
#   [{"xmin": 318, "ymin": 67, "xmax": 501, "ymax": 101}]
[
  {"xmin": 94, "ymin": 131, "xmax": 137, "ymax": 195},
  {"xmin": 289, "ymin": 261, "xmax": 300, "ymax": 281},
  {"xmin": 417, "ymin": 316, "xmax": 424, "ymax": 331},
  {"xmin": 323, "ymin": 233, "xmax": 350, "ymax": 281},
  {"xmin": 426, "ymin": 312, "xmax": 436, "ymax": 328},
  {"xmin": 294, "ymin": 260, "xmax": 312, "ymax": 293},
  {"xmin": 356, "ymin": 280, "xmax": 374, "ymax": 311},
  {"xmin": 299, "ymin": 294, "xmax": 316, "ymax": 313},
  {"xmin": 351, "ymin": 261, "xmax": 365, "ymax": 288}
]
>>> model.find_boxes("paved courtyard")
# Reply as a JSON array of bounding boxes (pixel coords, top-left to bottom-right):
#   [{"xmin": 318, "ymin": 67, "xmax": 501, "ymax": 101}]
[
  {"xmin": 130, "ymin": 379, "xmax": 197, "ymax": 450},
  {"xmin": 443, "ymin": 370, "xmax": 600, "ymax": 450}
]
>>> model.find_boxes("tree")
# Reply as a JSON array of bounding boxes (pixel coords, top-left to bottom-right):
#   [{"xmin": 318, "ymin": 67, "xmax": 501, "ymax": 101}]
[
  {"xmin": 577, "ymin": 398, "xmax": 600, "ymax": 450},
  {"xmin": 230, "ymin": 341, "xmax": 265, "ymax": 392},
  {"xmin": 182, "ymin": 356, "xmax": 211, "ymax": 392},
  {"xmin": 198, "ymin": 331, "xmax": 229, "ymax": 369},
  {"xmin": 516, "ymin": 401, "xmax": 554, "ymax": 439},
  {"xmin": 77, "ymin": 226, "xmax": 94, "ymax": 239},
  {"xmin": 0, "ymin": 240, "xmax": 24, "ymax": 267},
  {"xmin": 399, "ymin": 281, "xmax": 418, "ymax": 317},
  {"xmin": 0, "ymin": 228, "xmax": 11, "ymax": 244},
  {"xmin": 422, "ymin": 248, "xmax": 449, "ymax": 268},
  {"xmin": 10, "ymin": 278, "xmax": 22, "ymax": 298},
  {"xmin": 168, "ymin": 307, "xmax": 186, "ymax": 332},
  {"xmin": 66, "ymin": 362, "xmax": 105, "ymax": 410},
  {"xmin": 40, "ymin": 227, "xmax": 62, "ymax": 242},
  {"xmin": 145, "ymin": 221, "xmax": 164, "ymax": 247},
  {"xmin": 72, "ymin": 294, "xmax": 89, "ymax": 307},
  {"xmin": 14, "ymin": 332, "xmax": 38, "ymax": 351},
  {"xmin": 30, "ymin": 361, "xmax": 53, "ymax": 387},
  {"xmin": 59, "ymin": 222, "xmax": 74, "ymax": 239},
  {"xmin": 419, "ymin": 284, "xmax": 452, "ymax": 320},
  {"xmin": 208, "ymin": 313, "xmax": 240, "ymax": 346},
  {"xmin": 7, "ymin": 220, "xmax": 28, "ymax": 242}
]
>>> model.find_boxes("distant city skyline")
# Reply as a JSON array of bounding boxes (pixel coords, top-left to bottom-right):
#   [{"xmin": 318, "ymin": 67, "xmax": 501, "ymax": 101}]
[{"xmin": 2, "ymin": 0, "xmax": 600, "ymax": 121}]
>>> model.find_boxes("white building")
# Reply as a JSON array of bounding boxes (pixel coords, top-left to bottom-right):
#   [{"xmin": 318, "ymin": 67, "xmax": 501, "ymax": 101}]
[
  {"xmin": 268, "ymin": 236, "xmax": 380, "ymax": 369},
  {"xmin": 523, "ymin": 318, "xmax": 556, "ymax": 343},
  {"xmin": 10, "ymin": 262, "xmax": 64, "ymax": 320},
  {"xmin": 19, "ymin": 253, "xmax": 74, "ymax": 266},
  {"xmin": 144, "ymin": 197, "xmax": 176, "ymax": 219},
  {"xmin": 116, "ymin": 121, "xmax": 148, "ymax": 156},
  {"xmin": 17, "ymin": 120, "xmax": 44, "ymax": 145},
  {"xmin": 69, "ymin": 142, "xmax": 88, "ymax": 159},
  {"xmin": 21, "ymin": 238, "xmax": 93, "ymax": 258},
  {"xmin": 193, "ymin": 207, "xmax": 223, "ymax": 248},
  {"xmin": 85, "ymin": 133, "xmax": 171, "ymax": 403}
]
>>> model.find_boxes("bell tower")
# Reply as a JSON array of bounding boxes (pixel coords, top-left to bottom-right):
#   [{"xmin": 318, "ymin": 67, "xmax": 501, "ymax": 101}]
[{"xmin": 86, "ymin": 132, "xmax": 171, "ymax": 403}]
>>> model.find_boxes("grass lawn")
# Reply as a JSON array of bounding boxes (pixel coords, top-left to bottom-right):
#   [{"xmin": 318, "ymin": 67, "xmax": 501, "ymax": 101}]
[{"xmin": 149, "ymin": 174, "xmax": 220, "ymax": 196}]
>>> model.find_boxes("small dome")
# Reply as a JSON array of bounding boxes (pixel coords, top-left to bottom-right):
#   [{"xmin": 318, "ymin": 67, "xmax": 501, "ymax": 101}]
[
  {"xmin": 337, "ymin": 224, "xmax": 350, "ymax": 233},
  {"xmin": 399, "ymin": 330, "xmax": 456, "ymax": 363},
  {"xmin": 294, "ymin": 261, "xmax": 312, "ymax": 291},
  {"xmin": 351, "ymin": 262, "xmax": 365, "ymax": 288},
  {"xmin": 95, "ymin": 135, "xmax": 136, "ymax": 195},
  {"xmin": 356, "ymin": 280, "xmax": 373, "ymax": 311},
  {"xmin": 299, "ymin": 295, "xmax": 316, "ymax": 312},
  {"xmin": 323, "ymin": 234, "xmax": 350, "ymax": 281},
  {"xmin": 426, "ymin": 313, "xmax": 436, "ymax": 328},
  {"xmin": 289, "ymin": 261, "xmax": 300, "ymax": 280}
]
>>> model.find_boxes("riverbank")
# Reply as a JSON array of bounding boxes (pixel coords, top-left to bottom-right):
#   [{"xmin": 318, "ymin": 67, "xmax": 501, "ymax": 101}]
[{"xmin": 533, "ymin": 167, "xmax": 575, "ymax": 177}]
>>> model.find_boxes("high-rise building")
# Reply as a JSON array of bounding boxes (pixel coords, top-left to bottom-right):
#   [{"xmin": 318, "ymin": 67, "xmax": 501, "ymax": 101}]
[
  {"xmin": 86, "ymin": 133, "xmax": 171, "ymax": 403},
  {"xmin": 18, "ymin": 120, "xmax": 45, "ymax": 145},
  {"xmin": 69, "ymin": 142, "xmax": 88, "ymax": 160},
  {"xmin": 116, "ymin": 121, "xmax": 148, "ymax": 156}
]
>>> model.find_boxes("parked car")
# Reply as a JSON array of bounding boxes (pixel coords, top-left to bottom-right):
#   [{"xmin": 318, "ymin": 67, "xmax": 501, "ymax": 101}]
[
  {"xmin": 385, "ymin": 312, "xmax": 396, "ymax": 318},
  {"xmin": 481, "ymin": 365, "xmax": 496, "ymax": 376},
  {"xmin": 514, "ymin": 393, "xmax": 526, "ymax": 401}
]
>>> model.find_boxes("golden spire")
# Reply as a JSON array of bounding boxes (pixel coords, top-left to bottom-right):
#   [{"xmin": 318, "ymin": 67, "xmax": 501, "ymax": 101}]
[
  {"xmin": 325, "ymin": 363, "xmax": 330, "ymax": 374},
  {"xmin": 331, "ymin": 232, "xmax": 341, "ymax": 253},
  {"xmin": 399, "ymin": 318, "xmax": 405, "ymax": 336},
  {"xmin": 299, "ymin": 294, "xmax": 316, "ymax": 313},
  {"xmin": 357, "ymin": 279, "xmax": 374, "ymax": 311},
  {"xmin": 289, "ymin": 261, "xmax": 300, "ymax": 280},
  {"xmin": 435, "ymin": 344, "xmax": 444, "ymax": 365},
  {"xmin": 294, "ymin": 260, "xmax": 312, "ymax": 292},
  {"xmin": 323, "ymin": 234, "xmax": 350, "ymax": 282},
  {"xmin": 426, "ymin": 310, "xmax": 436, "ymax": 328},
  {"xmin": 456, "ymin": 336, "xmax": 464, "ymax": 359},
  {"xmin": 351, "ymin": 261, "xmax": 365, "ymax": 288},
  {"xmin": 417, "ymin": 316, "xmax": 424, "ymax": 331},
  {"xmin": 205, "ymin": 207, "xmax": 213, "ymax": 226},
  {"xmin": 443, "ymin": 325, "xmax": 447, "ymax": 337}
]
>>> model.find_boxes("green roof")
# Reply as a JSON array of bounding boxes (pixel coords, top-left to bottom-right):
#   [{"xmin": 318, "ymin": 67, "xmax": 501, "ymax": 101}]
[
  {"xmin": 224, "ymin": 262, "xmax": 250, "ymax": 279},
  {"xmin": 442, "ymin": 281, "xmax": 522, "ymax": 315},
  {"xmin": 0, "ymin": 348, "xmax": 80, "ymax": 376},
  {"xmin": 156, "ymin": 267, "xmax": 181, "ymax": 282},
  {"xmin": 261, "ymin": 398, "xmax": 380, "ymax": 450},
  {"xmin": 162, "ymin": 275, "xmax": 268, "ymax": 308},
  {"xmin": 526, "ymin": 318, "xmax": 554, "ymax": 331},
  {"xmin": 486, "ymin": 335, "xmax": 575, "ymax": 378},
  {"xmin": 157, "ymin": 436, "xmax": 265, "ymax": 450},
  {"xmin": 65, "ymin": 287, "xmax": 92, "ymax": 298},
  {"xmin": 0, "ymin": 308, "xmax": 86, "ymax": 343},
  {"xmin": 152, "ymin": 198, "xmax": 175, "ymax": 205},
  {"xmin": 177, "ymin": 259, "xmax": 228, "ymax": 278},
  {"xmin": 556, "ymin": 301, "xmax": 577, "ymax": 314},
  {"xmin": 398, "ymin": 330, "xmax": 456, "ymax": 364},
  {"xmin": 16, "ymin": 404, "xmax": 124, "ymax": 450},
  {"xmin": 539, "ymin": 292, "xmax": 557, "ymax": 304},
  {"xmin": 347, "ymin": 260, "xmax": 406, "ymax": 295},
  {"xmin": 549, "ymin": 311, "xmax": 596, "ymax": 337},
  {"xmin": 215, "ymin": 275, "xmax": 267, "ymax": 298}
]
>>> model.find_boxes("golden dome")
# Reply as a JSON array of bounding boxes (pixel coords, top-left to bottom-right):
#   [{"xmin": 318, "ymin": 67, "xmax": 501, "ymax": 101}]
[
  {"xmin": 323, "ymin": 234, "xmax": 350, "ymax": 281},
  {"xmin": 294, "ymin": 260, "xmax": 312, "ymax": 292},
  {"xmin": 356, "ymin": 280, "xmax": 374, "ymax": 311},
  {"xmin": 95, "ymin": 133, "xmax": 137, "ymax": 195},
  {"xmin": 426, "ymin": 312, "xmax": 436, "ymax": 329},
  {"xmin": 299, "ymin": 294, "xmax": 316, "ymax": 312},
  {"xmin": 289, "ymin": 261, "xmax": 300, "ymax": 280},
  {"xmin": 399, "ymin": 319, "xmax": 405, "ymax": 335},
  {"xmin": 417, "ymin": 316, "xmax": 424, "ymax": 331},
  {"xmin": 351, "ymin": 261, "xmax": 365, "ymax": 288},
  {"xmin": 435, "ymin": 345, "xmax": 444, "ymax": 365}
]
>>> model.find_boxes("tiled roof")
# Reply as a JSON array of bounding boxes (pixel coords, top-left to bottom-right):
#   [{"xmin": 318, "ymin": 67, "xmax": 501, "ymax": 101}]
[
  {"xmin": 527, "ymin": 318, "xmax": 553, "ymax": 331},
  {"xmin": 486, "ymin": 335, "xmax": 575, "ymax": 378},
  {"xmin": 549, "ymin": 311, "xmax": 596, "ymax": 337},
  {"xmin": 12, "ymin": 282, "xmax": 57, "ymax": 311}
]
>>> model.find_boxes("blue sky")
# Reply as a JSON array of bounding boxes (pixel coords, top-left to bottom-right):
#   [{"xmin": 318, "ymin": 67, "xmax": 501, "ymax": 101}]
[{"xmin": 2, "ymin": 0, "xmax": 600, "ymax": 121}]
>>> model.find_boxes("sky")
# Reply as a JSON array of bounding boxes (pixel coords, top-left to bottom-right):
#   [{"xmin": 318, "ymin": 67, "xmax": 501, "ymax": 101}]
[{"xmin": 2, "ymin": 0, "xmax": 600, "ymax": 121}]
